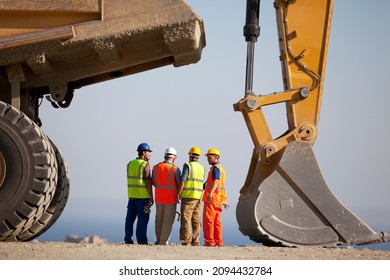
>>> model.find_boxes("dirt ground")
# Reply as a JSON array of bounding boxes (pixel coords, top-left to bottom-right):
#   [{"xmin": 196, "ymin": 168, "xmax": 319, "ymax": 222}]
[{"xmin": 1, "ymin": 242, "xmax": 390, "ymax": 260}]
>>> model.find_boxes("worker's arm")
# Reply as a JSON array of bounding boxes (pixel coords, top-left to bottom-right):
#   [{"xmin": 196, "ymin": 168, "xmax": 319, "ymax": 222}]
[
  {"xmin": 146, "ymin": 180, "xmax": 154, "ymax": 206},
  {"xmin": 174, "ymin": 167, "xmax": 181, "ymax": 203},
  {"xmin": 206, "ymin": 166, "xmax": 219, "ymax": 202},
  {"xmin": 177, "ymin": 163, "xmax": 188, "ymax": 199},
  {"xmin": 151, "ymin": 166, "xmax": 156, "ymax": 187},
  {"xmin": 177, "ymin": 181, "xmax": 184, "ymax": 198},
  {"xmin": 145, "ymin": 164, "xmax": 154, "ymax": 205},
  {"xmin": 206, "ymin": 178, "xmax": 219, "ymax": 203}
]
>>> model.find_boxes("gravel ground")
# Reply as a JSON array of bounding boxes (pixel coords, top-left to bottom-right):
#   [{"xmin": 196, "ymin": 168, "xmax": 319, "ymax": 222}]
[{"xmin": 1, "ymin": 242, "xmax": 390, "ymax": 260}]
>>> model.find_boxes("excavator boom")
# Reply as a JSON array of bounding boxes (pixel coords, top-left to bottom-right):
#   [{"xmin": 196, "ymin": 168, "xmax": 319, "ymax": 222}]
[{"xmin": 235, "ymin": 0, "xmax": 390, "ymax": 247}]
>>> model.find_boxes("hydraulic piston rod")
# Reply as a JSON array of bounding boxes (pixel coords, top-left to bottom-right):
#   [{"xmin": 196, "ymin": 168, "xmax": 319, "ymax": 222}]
[{"xmin": 244, "ymin": 0, "xmax": 260, "ymax": 96}]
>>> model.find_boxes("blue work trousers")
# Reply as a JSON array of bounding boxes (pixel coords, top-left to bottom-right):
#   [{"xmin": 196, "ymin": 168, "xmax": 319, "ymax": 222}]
[{"xmin": 124, "ymin": 198, "xmax": 150, "ymax": 244}]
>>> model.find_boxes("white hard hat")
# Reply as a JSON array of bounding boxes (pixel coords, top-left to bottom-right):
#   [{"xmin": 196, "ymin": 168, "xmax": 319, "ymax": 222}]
[{"xmin": 165, "ymin": 147, "xmax": 177, "ymax": 156}]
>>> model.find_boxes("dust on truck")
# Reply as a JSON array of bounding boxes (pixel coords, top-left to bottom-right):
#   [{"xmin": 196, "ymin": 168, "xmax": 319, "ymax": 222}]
[{"xmin": 0, "ymin": 0, "xmax": 205, "ymax": 241}]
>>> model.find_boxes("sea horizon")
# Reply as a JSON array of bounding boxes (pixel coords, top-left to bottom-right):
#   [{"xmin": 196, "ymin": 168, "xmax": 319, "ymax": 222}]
[{"xmin": 38, "ymin": 216, "xmax": 390, "ymax": 252}]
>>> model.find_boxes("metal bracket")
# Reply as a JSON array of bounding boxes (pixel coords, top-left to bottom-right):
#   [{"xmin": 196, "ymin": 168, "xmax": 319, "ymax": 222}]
[
  {"xmin": 6, "ymin": 64, "xmax": 26, "ymax": 110},
  {"xmin": 47, "ymin": 80, "xmax": 74, "ymax": 108},
  {"xmin": 46, "ymin": 89, "xmax": 74, "ymax": 109}
]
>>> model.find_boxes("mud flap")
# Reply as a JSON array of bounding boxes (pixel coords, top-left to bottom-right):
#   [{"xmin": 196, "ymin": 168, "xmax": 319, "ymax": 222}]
[{"xmin": 237, "ymin": 141, "xmax": 386, "ymax": 247}]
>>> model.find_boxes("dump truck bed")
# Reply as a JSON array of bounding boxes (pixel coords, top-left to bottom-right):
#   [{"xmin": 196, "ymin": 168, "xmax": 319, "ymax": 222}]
[{"xmin": 0, "ymin": 0, "xmax": 205, "ymax": 104}]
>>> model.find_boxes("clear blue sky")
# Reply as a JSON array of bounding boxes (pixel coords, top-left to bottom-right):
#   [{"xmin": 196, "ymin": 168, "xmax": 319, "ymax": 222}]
[{"xmin": 38, "ymin": 0, "xmax": 390, "ymax": 246}]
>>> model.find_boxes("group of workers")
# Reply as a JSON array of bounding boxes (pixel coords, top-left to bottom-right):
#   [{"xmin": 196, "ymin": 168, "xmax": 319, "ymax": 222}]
[{"xmin": 124, "ymin": 143, "xmax": 230, "ymax": 247}]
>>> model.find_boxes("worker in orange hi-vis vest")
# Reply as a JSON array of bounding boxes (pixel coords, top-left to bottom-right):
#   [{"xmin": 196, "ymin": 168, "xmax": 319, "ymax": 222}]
[
  {"xmin": 202, "ymin": 148, "xmax": 230, "ymax": 247},
  {"xmin": 152, "ymin": 147, "xmax": 181, "ymax": 245}
]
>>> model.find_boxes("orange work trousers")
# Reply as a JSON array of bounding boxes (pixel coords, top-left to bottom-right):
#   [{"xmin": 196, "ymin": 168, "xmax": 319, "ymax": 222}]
[{"xmin": 202, "ymin": 202, "xmax": 223, "ymax": 246}]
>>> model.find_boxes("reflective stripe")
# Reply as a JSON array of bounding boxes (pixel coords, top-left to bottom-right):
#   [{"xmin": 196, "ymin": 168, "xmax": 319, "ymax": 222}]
[
  {"xmin": 155, "ymin": 185, "xmax": 177, "ymax": 190},
  {"xmin": 183, "ymin": 187, "xmax": 203, "ymax": 191},
  {"xmin": 186, "ymin": 178, "xmax": 204, "ymax": 183},
  {"xmin": 127, "ymin": 184, "xmax": 147, "ymax": 188}
]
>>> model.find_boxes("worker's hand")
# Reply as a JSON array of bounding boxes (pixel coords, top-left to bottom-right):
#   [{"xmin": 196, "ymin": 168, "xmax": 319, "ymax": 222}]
[
  {"xmin": 206, "ymin": 194, "xmax": 212, "ymax": 202},
  {"xmin": 222, "ymin": 202, "xmax": 230, "ymax": 209},
  {"xmin": 149, "ymin": 198, "xmax": 154, "ymax": 206}
]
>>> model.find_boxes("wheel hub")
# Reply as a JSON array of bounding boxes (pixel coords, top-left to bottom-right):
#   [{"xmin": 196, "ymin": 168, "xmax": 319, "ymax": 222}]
[{"xmin": 0, "ymin": 151, "xmax": 5, "ymax": 188}]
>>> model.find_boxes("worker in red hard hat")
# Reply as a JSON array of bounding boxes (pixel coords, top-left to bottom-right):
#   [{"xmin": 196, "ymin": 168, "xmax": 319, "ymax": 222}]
[
  {"xmin": 152, "ymin": 147, "xmax": 181, "ymax": 245},
  {"xmin": 124, "ymin": 142, "xmax": 154, "ymax": 245},
  {"xmin": 202, "ymin": 148, "xmax": 230, "ymax": 247}
]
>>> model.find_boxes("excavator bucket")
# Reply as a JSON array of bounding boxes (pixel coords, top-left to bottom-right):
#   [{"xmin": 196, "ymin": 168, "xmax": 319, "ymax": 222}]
[
  {"xmin": 237, "ymin": 141, "xmax": 390, "ymax": 247},
  {"xmin": 235, "ymin": 0, "xmax": 390, "ymax": 247}
]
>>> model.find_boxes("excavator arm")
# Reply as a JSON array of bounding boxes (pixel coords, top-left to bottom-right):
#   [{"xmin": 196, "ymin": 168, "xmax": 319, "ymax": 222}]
[
  {"xmin": 235, "ymin": 0, "xmax": 329, "ymax": 190},
  {"xmin": 235, "ymin": 0, "xmax": 390, "ymax": 247}
]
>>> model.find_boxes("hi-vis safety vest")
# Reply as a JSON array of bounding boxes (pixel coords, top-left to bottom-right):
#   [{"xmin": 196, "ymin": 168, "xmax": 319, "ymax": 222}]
[
  {"xmin": 202, "ymin": 163, "xmax": 226, "ymax": 205},
  {"xmin": 127, "ymin": 158, "xmax": 150, "ymax": 199},
  {"xmin": 153, "ymin": 162, "xmax": 178, "ymax": 204},
  {"xmin": 180, "ymin": 161, "xmax": 205, "ymax": 200}
]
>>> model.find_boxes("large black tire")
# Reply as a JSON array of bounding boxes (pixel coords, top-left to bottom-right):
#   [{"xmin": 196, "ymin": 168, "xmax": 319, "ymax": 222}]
[
  {"xmin": 20, "ymin": 139, "xmax": 70, "ymax": 241},
  {"xmin": 0, "ymin": 101, "xmax": 57, "ymax": 241}
]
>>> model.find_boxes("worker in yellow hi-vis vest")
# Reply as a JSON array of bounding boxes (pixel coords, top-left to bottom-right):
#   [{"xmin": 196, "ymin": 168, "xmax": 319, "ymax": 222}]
[
  {"xmin": 177, "ymin": 146, "xmax": 205, "ymax": 246},
  {"xmin": 124, "ymin": 143, "xmax": 154, "ymax": 245}
]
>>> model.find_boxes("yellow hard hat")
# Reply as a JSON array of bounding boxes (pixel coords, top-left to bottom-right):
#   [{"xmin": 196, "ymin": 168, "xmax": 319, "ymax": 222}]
[
  {"xmin": 188, "ymin": 146, "xmax": 201, "ymax": 156},
  {"xmin": 205, "ymin": 148, "xmax": 220, "ymax": 157}
]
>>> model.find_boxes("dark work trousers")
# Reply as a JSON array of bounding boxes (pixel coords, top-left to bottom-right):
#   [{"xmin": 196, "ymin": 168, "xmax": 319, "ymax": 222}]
[{"xmin": 124, "ymin": 198, "xmax": 150, "ymax": 244}]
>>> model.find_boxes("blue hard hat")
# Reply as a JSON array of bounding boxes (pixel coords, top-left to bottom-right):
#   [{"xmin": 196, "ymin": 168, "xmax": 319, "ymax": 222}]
[{"xmin": 137, "ymin": 143, "xmax": 152, "ymax": 152}]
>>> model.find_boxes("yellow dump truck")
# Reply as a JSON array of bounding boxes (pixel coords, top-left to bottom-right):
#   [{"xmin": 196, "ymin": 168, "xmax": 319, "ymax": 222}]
[{"xmin": 0, "ymin": 0, "xmax": 205, "ymax": 241}]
